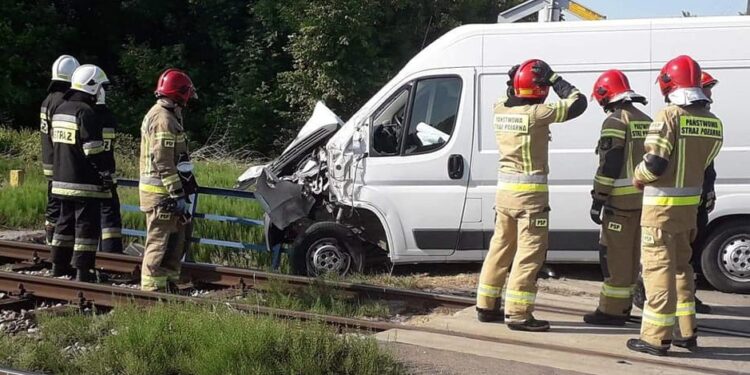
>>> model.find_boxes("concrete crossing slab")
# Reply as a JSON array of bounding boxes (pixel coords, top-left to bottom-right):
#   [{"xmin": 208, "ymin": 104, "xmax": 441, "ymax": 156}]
[{"xmin": 376, "ymin": 292, "xmax": 750, "ymax": 375}]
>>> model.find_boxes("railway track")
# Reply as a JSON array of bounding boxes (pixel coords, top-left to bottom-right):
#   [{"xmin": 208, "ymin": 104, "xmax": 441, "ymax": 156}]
[
  {"xmin": 1, "ymin": 239, "xmax": 748, "ymax": 339},
  {"xmin": 0, "ymin": 240, "xmax": 471, "ymax": 310},
  {"xmin": 0, "ymin": 269, "xmax": 742, "ymax": 375}
]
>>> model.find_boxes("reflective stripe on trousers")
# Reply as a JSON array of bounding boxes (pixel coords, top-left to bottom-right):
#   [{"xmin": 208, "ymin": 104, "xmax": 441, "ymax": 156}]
[
  {"xmin": 141, "ymin": 275, "xmax": 168, "ymax": 291},
  {"xmin": 477, "ymin": 283, "xmax": 502, "ymax": 298},
  {"xmin": 642, "ymin": 307, "xmax": 676, "ymax": 327},
  {"xmin": 101, "ymin": 227, "xmax": 122, "ymax": 239},
  {"xmin": 676, "ymin": 302, "xmax": 696, "ymax": 317},
  {"xmin": 505, "ymin": 289, "xmax": 536, "ymax": 305},
  {"xmin": 601, "ymin": 283, "xmax": 633, "ymax": 299}
]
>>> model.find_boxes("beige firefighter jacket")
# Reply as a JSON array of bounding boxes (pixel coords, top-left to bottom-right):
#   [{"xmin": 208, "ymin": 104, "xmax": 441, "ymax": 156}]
[
  {"xmin": 493, "ymin": 91, "xmax": 582, "ymax": 211},
  {"xmin": 592, "ymin": 103, "xmax": 652, "ymax": 211},
  {"xmin": 634, "ymin": 104, "xmax": 723, "ymax": 232},
  {"xmin": 139, "ymin": 99, "xmax": 189, "ymax": 211}
]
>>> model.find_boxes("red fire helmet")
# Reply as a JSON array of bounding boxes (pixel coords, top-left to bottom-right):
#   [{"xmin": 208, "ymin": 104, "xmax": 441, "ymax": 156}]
[
  {"xmin": 513, "ymin": 59, "xmax": 550, "ymax": 99},
  {"xmin": 701, "ymin": 71, "xmax": 718, "ymax": 89},
  {"xmin": 155, "ymin": 68, "xmax": 197, "ymax": 106},
  {"xmin": 591, "ymin": 69, "xmax": 633, "ymax": 107},
  {"xmin": 657, "ymin": 55, "xmax": 702, "ymax": 97}
]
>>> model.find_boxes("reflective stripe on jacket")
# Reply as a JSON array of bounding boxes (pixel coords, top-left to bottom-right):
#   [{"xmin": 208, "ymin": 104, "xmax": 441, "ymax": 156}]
[
  {"xmin": 40, "ymin": 89, "xmax": 67, "ymax": 180},
  {"xmin": 139, "ymin": 99, "xmax": 190, "ymax": 211},
  {"xmin": 592, "ymin": 103, "xmax": 651, "ymax": 210},
  {"xmin": 635, "ymin": 104, "xmax": 723, "ymax": 232},
  {"xmin": 493, "ymin": 90, "xmax": 581, "ymax": 211},
  {"xmin": 51, "ymin": 92, "xmax": 110, "ymax": 200}
]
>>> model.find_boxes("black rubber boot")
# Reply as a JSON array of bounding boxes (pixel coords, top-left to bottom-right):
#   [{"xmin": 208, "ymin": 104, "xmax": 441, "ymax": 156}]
[
  {"xmin": 673, "ymin": 335, "xmax": 698, "ymax": 351},
  {"xmin": 51, "ymin": 264, "xmax": 74, "ymax": 278},
  {"xmin": 76, "ymin": 269, "xmax": 96, "ymax": 283},
  {"xmin": 626, "ymin": 338, "xmax": 669, "ymax": 356},
  {"xmin": 477, "ymin": 308, "xmax": 504, "ymax": 323},
  {"xmin": 583, "ymin": 309, "xmax": 628, "ymax": 326},
  {"xmin": 506, "ymin": 315, "xmax": 550, "ymax": 332},
  {"xmin": 695, "ymin": 297, "xmax": 711, "ymax": 314}
]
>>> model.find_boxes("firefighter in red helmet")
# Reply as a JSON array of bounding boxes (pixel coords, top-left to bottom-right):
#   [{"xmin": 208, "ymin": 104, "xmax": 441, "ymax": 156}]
[
  {"xmin": 584, "ymin": 69, "xmax": 652, "ymax": 326},
  {"xmin": 627, "ymin": 56, "xmax": 723, "ymax": 356},
  {"xmin": 476, "ymin": 59, "xmax": 587, "ymax": 331},
  {"xmin": 633, "ymin": 69, "xmax": 720, "ymax": 315},
  {"xmin": 139, "ymin": 68, "xmax": 198, "ymax": 291}
]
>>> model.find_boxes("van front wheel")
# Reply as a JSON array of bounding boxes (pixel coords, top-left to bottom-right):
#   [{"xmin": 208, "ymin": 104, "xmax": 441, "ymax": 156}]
[
  {"xmin": 290, "ymin": 222, "xmax": 364, "ymax": 277},
  {"xmin": 701, "ymin": 220, "xmax": 750, "ymax": 294}
]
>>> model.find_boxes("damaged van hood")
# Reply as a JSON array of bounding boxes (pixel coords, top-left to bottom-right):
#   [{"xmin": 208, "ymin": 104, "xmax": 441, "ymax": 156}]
[
  {"xmin": 237, "ymin": 101, "xmax": 344, "ymax": 188},
  {"xmin": 237, "ymin": 101, "xmax": 347, "ymax": 229}
]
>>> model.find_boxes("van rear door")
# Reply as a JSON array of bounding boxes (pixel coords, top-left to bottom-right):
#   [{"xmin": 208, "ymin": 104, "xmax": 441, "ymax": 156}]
[{"xmin": 362, "ymin": 68, "xmax": 475, "ymax": 257}]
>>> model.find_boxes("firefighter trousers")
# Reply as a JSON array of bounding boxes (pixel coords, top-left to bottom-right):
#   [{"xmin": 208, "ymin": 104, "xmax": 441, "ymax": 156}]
[
  {"xmin": 141, "ymin": 207, "xmax": 186, "ymax": 291},
  {"xmin": 50, "ymin": 198, "xmax": 101, "ymax": 271},
  {"xmin": 45, "ymin": 181, "xmax": 61, "ymax": 245},
  {"xmin": 639, "ymin": 226, "xmax": 697, "ymax": 347},
  {"xmin": 597, "ymin": 208, "xmax": 641, "ymax": 316},
  {"xmin": 477, "ymin": 207, "xmax": 549, "ymax": 321},
  {"xmin": 100, "ymin": 186, "xmax": 123, "ymax": 253}
]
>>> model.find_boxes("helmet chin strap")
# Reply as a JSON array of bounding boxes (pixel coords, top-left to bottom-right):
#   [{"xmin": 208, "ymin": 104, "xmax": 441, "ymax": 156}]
[{"xmin": 96, "ymin": 88, "xmax": 106, "ymax": 105}]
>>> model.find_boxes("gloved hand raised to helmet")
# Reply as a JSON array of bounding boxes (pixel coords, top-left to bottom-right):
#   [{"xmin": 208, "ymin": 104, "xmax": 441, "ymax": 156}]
[
  {"xmin": 531, "ymin": 60, "xmax": 560, "ymax": 87},
  {"xmin": 506, "ymin": 64, "xmax": 520, "ymax": 97}
]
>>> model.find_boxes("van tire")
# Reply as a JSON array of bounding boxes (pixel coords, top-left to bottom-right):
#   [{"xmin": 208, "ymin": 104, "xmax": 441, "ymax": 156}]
[
  {"xmin": 701, "ymin": 220, "xmax": 750, "ymax": 294},
  {"xmin": 290, "ymin": 222, "xmax": 364, "ymax": 277}
]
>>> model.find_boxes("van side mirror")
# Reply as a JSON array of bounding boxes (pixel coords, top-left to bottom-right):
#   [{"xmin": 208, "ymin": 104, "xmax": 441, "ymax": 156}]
[{"xmin": 352, "ymin": 125, "xmax": 366, "ymax": 155}]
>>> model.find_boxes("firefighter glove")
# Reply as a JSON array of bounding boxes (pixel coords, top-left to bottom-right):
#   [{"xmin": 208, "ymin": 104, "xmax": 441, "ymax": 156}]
[
  {"xmin": 100, "ymin": 172, "xmax": 114, "ymax": 190},
  {"xmin": 705, "ymin": 191, "xmax": 716, "ymax": 213},
  {"xmin": 531, "ymin": 60, "xmax": 559, "ymax": 87},
  {"xmin": 175, "ymin": 198, "xmax": 188, "ymax": 214},
  {"xmin": 507, "ymin": 64, "xmax": 520, "ymax": 81},
  {"xmin": 506, "ymin": 64, "xmax": 520, "ymax": 97},
  {"xmin": 590, "ymin": 198, "xmax": 604, "ymax": 225}
]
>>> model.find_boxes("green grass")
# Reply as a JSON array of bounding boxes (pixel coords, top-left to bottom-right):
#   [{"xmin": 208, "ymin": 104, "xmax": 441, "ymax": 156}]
[
  {"xmin": 0, "ymin": 127, "xmax": 271, "ymax": 268},
  {"xmin": 0, "ymin": 303, "xmax": 405, "ymax": 375},
  {"xmin": 242, "ymin": 279, "xmax": 391, "ymax": 319}
]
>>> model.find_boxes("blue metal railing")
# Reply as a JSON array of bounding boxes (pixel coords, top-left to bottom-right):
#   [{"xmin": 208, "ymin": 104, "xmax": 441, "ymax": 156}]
[{"xmin": 116, "ymin": 179, "xmax": 282, "ymax": 269}]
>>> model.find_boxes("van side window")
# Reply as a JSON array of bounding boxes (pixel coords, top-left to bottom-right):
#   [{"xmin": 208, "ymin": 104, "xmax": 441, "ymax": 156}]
[
  {"xmin": 403, "ymin": 77, "xmax": 462, "ymax": 155},
  {"xmin": 371, "ymin": 87, "xmax": 410, "ymax": 156}
]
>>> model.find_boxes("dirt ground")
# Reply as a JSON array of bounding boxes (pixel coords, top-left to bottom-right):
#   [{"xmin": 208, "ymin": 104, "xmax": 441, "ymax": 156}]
[{"xmin": 384, "ymin": 262, "xmax": 604, "ymax": 298}]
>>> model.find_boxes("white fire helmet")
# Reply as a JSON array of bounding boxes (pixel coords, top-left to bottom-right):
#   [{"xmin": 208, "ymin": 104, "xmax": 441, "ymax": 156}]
[
  {"xmin": 51, "ymin": 55, "xmax": 80, "ymax": 82},
  {"xmin": 70, "ymin": 64, "xmax": 110, "ymax": 96}
]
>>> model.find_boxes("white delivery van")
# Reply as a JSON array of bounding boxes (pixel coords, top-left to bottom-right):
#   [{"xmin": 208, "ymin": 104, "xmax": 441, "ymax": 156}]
[{"xmin": 238, "ymin": 16, "xmax": 750, "ymax": 293}]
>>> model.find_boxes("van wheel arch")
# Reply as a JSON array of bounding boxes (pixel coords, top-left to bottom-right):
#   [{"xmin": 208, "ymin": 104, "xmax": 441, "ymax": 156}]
[
  {"xmin": 700, "ymin": 216, "xmax": 750, "ymax": 294},
  {"xmin": 289, "ymin": 221, "xmax": 365, "ymax": 276}
]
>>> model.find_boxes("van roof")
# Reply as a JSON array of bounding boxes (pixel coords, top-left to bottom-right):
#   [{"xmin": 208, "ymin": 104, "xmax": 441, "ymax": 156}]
[
  {"xmin": 350, "ymin": 16, "xmax": 750, "ymax": 124},
  {"xmin": 409, "ymin": 16, "xmax": 750, "ymax": 72}
]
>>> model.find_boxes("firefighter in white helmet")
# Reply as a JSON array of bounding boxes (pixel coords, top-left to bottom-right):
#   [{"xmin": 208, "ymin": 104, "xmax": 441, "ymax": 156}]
[
  {"xmin": 94, "ymin": 87, "xmax": 123, "ymax": 253},
  {"xmin": 49, "ymin": 64, "xmax": 112, "ymax": 281},
  {"xmin": 40, "ymin": 55, "xmax": 80, "ymax": 249}
]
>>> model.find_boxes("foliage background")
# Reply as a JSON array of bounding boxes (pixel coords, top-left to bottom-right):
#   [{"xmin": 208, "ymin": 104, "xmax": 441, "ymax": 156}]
[{"xmin": 0, "ymin": 0, "xmax": 523, "ymax": 156}]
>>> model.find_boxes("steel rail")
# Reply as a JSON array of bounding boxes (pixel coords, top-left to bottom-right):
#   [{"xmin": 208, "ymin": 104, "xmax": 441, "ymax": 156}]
[
  {"xmin": 1, "ymin": 240, "xmax": 748, "ymax": 339},
  {"xmin": 0, "ymin": 270, "xmax": 738, "ymax": 375},
  {"xmin": 0, "ymin": 240, "xmax": 472, "ymax": 309}
]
